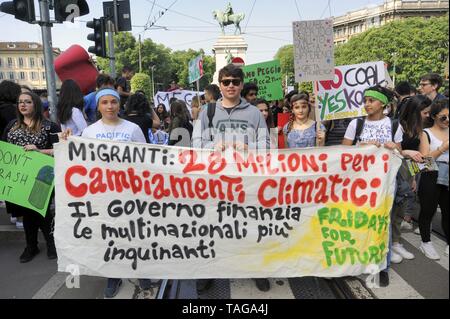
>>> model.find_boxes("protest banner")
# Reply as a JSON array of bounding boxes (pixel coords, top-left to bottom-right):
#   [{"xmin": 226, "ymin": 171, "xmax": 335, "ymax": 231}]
[
  {"xmin": 243, "ymin": 60, "xmax": 284, "ymax": 101},
  {"xmin": 154, "ymin": 90, "xmax": 203, "ymax": 112},
  {"xmin": 293, "ymin": 19, "xmax": 335, "ymax": 82},
  {"xmin": 314, "ymin": 61, "xmax": 387, "ymax": 121},
  {"xmin": 0, "ymin": 141, "xmax": 55, "ymax": 217},
  {"xmin": 54, "ymin": 137, "xmax": 401, "ymax": 279},
  {"xmin": 188, "ymin": 55, "xmax": 204, "ymax": 84}
]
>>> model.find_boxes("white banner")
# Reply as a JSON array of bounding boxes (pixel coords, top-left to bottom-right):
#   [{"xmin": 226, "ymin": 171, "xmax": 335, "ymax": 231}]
[
  {"xmin": 54, "ymin": 137, "xmax": 401, "ymax": 279},
  {"xmin": 154, "ymin": 90, "xmax": 203, "ymax": 112}
]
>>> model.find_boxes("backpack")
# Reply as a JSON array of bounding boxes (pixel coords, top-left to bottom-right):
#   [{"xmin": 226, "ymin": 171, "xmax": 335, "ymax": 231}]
[
  {"xmin": 207, "ymin": 102, "xmax": 216, "ymax": 141},
  {"xmin": 352, "ymin": 117, "xmax": 399, "ymax": 145}
]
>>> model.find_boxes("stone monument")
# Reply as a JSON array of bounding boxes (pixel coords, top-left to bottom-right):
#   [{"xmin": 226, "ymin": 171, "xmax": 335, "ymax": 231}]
[{"xmin": 212, "ymin": 2, "xmax": 248, "ymax": 84}]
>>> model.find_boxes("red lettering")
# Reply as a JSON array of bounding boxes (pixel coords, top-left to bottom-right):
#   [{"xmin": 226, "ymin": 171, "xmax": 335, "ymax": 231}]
[
  {"xmin": 127, "ymin": 168, "xmax": 143, "ymax": 194},
  {"xmin": 351, "ymin": 179, "xmax": 368, "ymax": 206},
  {"xmin": 89, "ymin": 168, "xmax": 107, "ymax": 194},
  {"xmin": 179, "ymin": 150, "xmax": 206, "ymax": 174},
  {"xmin": 208, "ymin": 152, "xmax": 227, "ymax": 174},
  {"xmin": 258, "ymin": 179, "xmax": 277, "ymax": 207},
  {"xmin": 194, "ymin": 178, "xmax": 209, "ymax": 200},
  {"xmin": 65, "ymin": 165, "xmax": 88, "ymax": 197},
  {"xmin": 341, "ymin": 153, "xmax": 353, "ymax": 171}
]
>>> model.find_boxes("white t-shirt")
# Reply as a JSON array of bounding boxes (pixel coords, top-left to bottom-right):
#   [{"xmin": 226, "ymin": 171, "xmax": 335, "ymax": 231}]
[
  {"xmin": 425, "ymin": 128, "xmax": 449, "ymax": 163},
  {"xmin": 61, "ymin": 108, "xmax": 88, "ymax": 136},
  {"xmin": 82, "ymin": 119, "xmax": 146, "ymax": 143},
  {"xmin": 344, "ymin": 117, "xmax": 403, "ymax": 144}
]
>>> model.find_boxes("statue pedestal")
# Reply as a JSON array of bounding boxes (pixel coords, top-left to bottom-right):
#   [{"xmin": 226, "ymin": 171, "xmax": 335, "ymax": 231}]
[{"xmin": 212, "ymin": 35, "xmax": 248, "ymax": 84}]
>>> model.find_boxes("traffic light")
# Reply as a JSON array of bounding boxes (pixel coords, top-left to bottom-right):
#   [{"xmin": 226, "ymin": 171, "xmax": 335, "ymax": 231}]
[
  {"xmin": 0, "ymin": 0, "xmax": 35, "ymax": 23},
  {"xmin": 54, "ymin": 0, "xmax": 89, "ymax": 23},
  {"xmin": 87, "ymin": 17, "xmax": 107, "ymax": 58}
]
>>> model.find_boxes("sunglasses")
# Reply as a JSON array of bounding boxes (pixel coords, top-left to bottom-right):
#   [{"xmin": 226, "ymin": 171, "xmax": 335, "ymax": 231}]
[
  {"xmin": 220, "ymin": 79, "xmax": 242, "ymax": 87},
  {"xmin": 438, "ymin": 115, "xmax": 449, "ymax": 122}
]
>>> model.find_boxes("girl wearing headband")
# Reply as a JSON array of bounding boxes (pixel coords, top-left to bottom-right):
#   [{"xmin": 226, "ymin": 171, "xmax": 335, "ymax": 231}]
[
  {"xmin": 81, "ymin": 88, "xmax": 146, "ymax": 143},
  {"xmin": 342, "ymin": 85, "xmax": 402, "ymax": 151}
]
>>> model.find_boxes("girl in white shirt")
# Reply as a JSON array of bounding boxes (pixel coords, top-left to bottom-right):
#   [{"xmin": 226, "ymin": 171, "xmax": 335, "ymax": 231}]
[{"xmin": 418, "ymin": 98, "xmax": 449, "ymax": 260}]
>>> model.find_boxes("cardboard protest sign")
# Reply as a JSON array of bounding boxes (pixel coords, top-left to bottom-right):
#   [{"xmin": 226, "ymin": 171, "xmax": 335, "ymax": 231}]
[
  {"xmin": 188, "ymin": 55, "xmax": 204, "ymax": 84},
  {"xmin": 243, "ymin": 60, "xmax": 284, "ymax": 101},
  {"xmin": 314, "ymin": 61, "xmax": 387, "ymax": 121},
  {"xmin": 293, "ymin": 19, "xmax": 334, "ymax": 82},
  {"xmin": 154, "ymin": 90, "xmax": 203, "ymax": 112},
  {"xmin": 54, "ymin": 137, "xmax": 401, "ymax": 279},
  {"xmin": 0, "ymin": 141, "xmax": 55, "ymax": 217}
]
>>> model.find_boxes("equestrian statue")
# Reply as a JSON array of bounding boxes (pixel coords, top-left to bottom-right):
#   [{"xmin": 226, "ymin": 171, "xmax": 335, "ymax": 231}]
[{"xmin": 213, "ymin": 2, "xmax": 245, "ymax": 35}]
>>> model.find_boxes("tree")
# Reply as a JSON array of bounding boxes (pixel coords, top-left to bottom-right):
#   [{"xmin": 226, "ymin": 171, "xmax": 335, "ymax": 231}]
[
  {"xmin": 130, "ymin": 73, "xmax": 152, "ymax": 98},
  {"xmin": 94, "ymin": 33, "xmax": 216, "ymax": 92},
  {"xmin": 335, "ymin": 16, "xmax": 449, "ymax": 85},
  {"xmin": 171, "ymin": 49, "xmax": 216, "ymax": 90}
]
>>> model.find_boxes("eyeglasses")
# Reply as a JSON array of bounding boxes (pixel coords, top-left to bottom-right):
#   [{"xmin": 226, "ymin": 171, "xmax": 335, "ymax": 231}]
[
  {"xmin": 438, "ymin": 115, "xmax": 449, "ymax": 122},
  {"xmin": 419, "ymin": 82, "xmax": 432, "ymax": 87},
  {"xmin": 247, "ymin": 92, "xmax": 257, "ymax": 97},
  {"xmin": 220, "ymin": 79, "xmax": 241, "ymax": 87},
  {"xmin": 18, "ymin": 100, "xmax": 33, "ymax": 105}
]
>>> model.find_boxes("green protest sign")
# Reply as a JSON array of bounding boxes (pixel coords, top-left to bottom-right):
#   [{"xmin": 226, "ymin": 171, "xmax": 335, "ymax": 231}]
[
  {"xmin": 0, "ymin": 141, "xmax": 55, "ymax": 217},
  {"xmin": 188, "ymin": 55, "xmax": 204, "ymax": 83},
  {"xmin": 243, "ymin": 60, "xmax": 284, "ymax": 101}
]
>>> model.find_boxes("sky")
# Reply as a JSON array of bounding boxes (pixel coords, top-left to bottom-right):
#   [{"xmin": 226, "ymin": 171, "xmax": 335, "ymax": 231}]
[{"xmin": 0, "ymin": 0, "xmax": 385, "ymax": 64}]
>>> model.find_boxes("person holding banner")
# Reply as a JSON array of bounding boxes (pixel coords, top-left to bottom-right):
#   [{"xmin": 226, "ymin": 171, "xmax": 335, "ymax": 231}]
[
  {"xmin": 342, "ymin": 85, "xmax": 403, "ymax": 286},
  {"xmin": 283, "ymin": 93, "xmax": 326, "ymax": 148},
  {"xmin": 192, "ymin": 64, "xmax": 271, "ymax": 293},
  {"xmin": 1, "ymin": 91, "xmax": 60, "ymax": 263},
  {"xmin": 76, "ymin": 88, "xmax": 152, "ymax": 298}
]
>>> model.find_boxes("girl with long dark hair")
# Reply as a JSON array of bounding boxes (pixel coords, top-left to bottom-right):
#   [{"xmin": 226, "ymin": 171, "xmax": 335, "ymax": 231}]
[
  {"xmin": 1, "ymin": 91, "xmax": 61, "ymax": 263},
  {"xmin": 56, "ymin": 79, "xmax": 87, "ymax": 136}
]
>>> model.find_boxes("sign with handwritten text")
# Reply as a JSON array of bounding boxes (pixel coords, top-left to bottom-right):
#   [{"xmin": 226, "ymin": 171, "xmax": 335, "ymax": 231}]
[
  {"xmin": 314, "ymin": 61, "xmax": 387, "ymax": 121},
  {"xmin": 54, "ymin": 137, "xmax": 401, "ymax": 279},
  {"xmin": 293, "ymin": 19, "xmax": 335, "ymax": 82},
  {"xmin": 243, "ymin": 60, "xmax": 283, "ymax": 101},
  {"xmin": 154, "ymin": 90, "xmax": 204, "ymax": 112},
  {"xmin": 0, "ymin": 141, "xmax": 54, "ymax": 217},
  {"xmin": 188, "ymin": 55, "xmax": 204, "ymax": 83}
]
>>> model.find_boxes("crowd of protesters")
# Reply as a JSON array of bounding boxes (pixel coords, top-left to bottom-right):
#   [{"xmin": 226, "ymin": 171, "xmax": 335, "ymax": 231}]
[{"xmin": 0, "ymin": 64, "xmax": 448, "ymax": 297}]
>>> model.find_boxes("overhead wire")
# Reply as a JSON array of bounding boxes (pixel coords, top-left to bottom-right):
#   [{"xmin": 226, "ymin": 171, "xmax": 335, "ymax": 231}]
[{"xmin": 243, "ymin": 0, "xmax": 257, "ymax": 34}]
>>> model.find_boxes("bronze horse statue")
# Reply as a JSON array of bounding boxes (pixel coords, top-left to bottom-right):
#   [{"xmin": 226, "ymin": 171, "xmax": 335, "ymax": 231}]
[{"xmin": 213, "ymin": 9, "xmax": 245, "ymax": 35}]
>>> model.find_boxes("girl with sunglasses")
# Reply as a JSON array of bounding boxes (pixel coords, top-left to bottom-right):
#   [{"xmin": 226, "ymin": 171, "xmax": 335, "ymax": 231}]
[{"xmin": 418, "ymin": 98, "xmax": 449, "ymax": 259}]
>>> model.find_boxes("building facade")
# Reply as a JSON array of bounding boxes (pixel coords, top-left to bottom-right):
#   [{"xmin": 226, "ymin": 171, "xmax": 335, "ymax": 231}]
[
  {"xmin": 333, "ymin": 0, "xmax": 449, "ymax": 45},
  {"xmin": 0, "ymin": 42, "xmax": 62, "ymax": 91}
]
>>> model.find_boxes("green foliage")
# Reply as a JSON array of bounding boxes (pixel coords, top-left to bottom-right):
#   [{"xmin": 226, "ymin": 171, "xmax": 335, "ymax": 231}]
[
  {"xmin": 275, "ymin": 45, "xmax": 294, "ymax": 76},
  {"xmin": 335, "ymin": 15, "xmax": 449, "ymax": 85},
  {"xmin": 130, "ymin": 73, "xmax": 152, "ymax": 98},
  {"xmin": 274, "ymin": 16, "xmax": 449, "ymax": 88},
  {"xmin": 94, "ymin": 33, "xmax": 215, "ymax": 92}
]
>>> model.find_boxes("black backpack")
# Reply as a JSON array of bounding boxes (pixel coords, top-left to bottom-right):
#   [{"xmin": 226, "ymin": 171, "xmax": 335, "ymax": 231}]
[
  {"xmin": 207, "ymin": 102, "xmax": 216, "ymax": 141},
  {"xmin": 353, "ymin": 117, "xmax": 399, "ymax": 145}
]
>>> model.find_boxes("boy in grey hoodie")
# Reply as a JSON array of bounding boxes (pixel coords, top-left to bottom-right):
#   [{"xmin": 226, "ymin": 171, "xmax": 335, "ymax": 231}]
[
  {"xmin": 192, "ymin": 65, "xmax": 270, "ymax": 150},
  {"xmin": 192, "ymin": 64, "xmax": 272, "ymax": 294}
]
